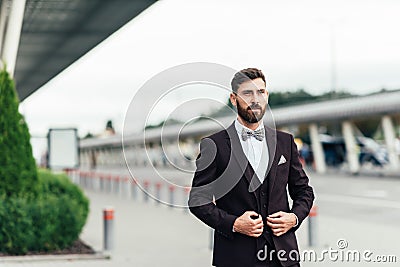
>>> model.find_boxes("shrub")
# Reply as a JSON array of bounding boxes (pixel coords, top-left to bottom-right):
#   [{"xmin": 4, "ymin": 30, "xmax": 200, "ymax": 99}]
[
  {"xmin": 0, "ymin": 68, "xmax": 89, "ymax": 254},
  {"xmin": 0, "ymin": 197, "xmax": 35, "ymax": 254},
  {"xmin": 0, "ymin": 170, "xmax": 89, "ymax": 254},
  {"xmin": 0, "ymin": 67, "xmax": 38, "ymax": 198}
]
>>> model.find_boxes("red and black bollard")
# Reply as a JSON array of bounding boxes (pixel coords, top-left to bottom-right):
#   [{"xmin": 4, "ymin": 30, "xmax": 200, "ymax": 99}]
[{"xmin": 103, "ymin": 207, "xmax": 114, "ymax": 251}]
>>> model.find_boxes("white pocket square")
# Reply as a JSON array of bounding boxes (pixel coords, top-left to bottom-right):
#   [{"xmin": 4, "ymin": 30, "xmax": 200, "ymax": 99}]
[{"xmin": 278, "ymin": 155, "xmax": 287, "ymax": 165}]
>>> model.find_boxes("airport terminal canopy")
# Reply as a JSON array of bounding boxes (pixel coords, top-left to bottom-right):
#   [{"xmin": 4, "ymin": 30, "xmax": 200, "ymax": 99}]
[{"xmin": 1, "ymin": 0, "xmax": 156, "ymax": 100}]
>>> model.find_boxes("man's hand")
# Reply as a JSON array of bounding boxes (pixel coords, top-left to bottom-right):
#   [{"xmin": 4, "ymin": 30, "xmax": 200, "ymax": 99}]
[
  {"xmin": 233, "ymin": 211, "xmax": 263, "ymax": 237},
  {"xmin": 266, "ymin": 211, "xmax": 297, "ymax": 237}
]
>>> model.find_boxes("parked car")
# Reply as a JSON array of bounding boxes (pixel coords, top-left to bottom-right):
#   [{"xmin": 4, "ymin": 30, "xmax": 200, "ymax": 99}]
[
  {"xmin": 357, "ymin": 136, "xmax": 388, "ymax": 166},
  {"xmin": 302, "ymin": 134, "xmax": 388, "ymax": 167}
]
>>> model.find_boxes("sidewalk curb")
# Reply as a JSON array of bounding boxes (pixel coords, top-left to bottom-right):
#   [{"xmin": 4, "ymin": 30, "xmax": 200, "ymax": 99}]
[{"xmin": 0, "ymin": 252, "xmax": 110, "ymax": 263}]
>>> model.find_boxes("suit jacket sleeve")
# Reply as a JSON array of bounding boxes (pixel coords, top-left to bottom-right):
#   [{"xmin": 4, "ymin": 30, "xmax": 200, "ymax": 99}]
[
  {"xmin": 288, "ymin": 134, "xmax": 315, "ymax": 231},
  {"xmin": 188, "ymin": 137, "xmax": 237, "ymax": 240}
]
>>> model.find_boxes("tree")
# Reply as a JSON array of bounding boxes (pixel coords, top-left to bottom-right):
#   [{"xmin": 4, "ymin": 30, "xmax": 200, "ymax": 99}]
[{"xmin": 0, "ymin": 67, "xmax": 37, "ymax": 197}]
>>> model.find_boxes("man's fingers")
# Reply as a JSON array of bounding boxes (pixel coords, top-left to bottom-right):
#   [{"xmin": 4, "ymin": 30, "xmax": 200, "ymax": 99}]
[
  {"xmin": 272, "ymin": 227, "xmax": 284, "ymax": 233},
  {"xmin": 247, "ymin": 227, "xmax": 263, "ymax": 237},
  {"xmin": 250, "ymin": 232, "xmax": 263, "ymax": 238},
  {"xmin": 266, "ymin": 211, "xmax": 292, "ymax": 237},
  {"xmin": 266, "ymin": 219, "xmax": 284, "ymax": 228},
  {"xmin": 267, "ymin": 217, "xmax": 283, "ymax": 224},
  {"xmin": 266, "ymin": 221, "xmax": 282, "ymax": 229},
  {"xmin": 274, "ymin": 230, "xmax": 286, "ymax": 237},
  {"xmin": 253, "ymin": 227, "xmax": 263, "ymax": 233},
  {"xmin": 252, "ymin": 227, "xmax": 263, "ymax": 234},
  {"xmin": 253, "ymin": 221, "xmax": 264, "ymax": 229},
  {"xmin": 268, "ymin": 211, "xmax": 282, "ymax": 218},
  {"xmin": 272, "ymin": 227, "xmax": 285, "ymax": 236},
  {"xmin": 248, "ymin": 220, "xmax": 264, "ymax": 237},
  {"xmin": 252, "ymin": 224, "xmax": 264, "ymax": 230},
  {"xmin": 274, "ymin": 231, "xmax": 284, "ymax": 237},
  {"xmin": 251, "ymin": 224, "xmax": 264, "ymax": 230},
  {"xmin": 252, "ymin": 216, "xmax": 263, "ymax": 224}
]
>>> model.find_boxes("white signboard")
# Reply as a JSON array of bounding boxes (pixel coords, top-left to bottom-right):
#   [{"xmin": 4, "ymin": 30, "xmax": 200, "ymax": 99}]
[{"xmin": 48, "ymin": 128, "xmax": 79, "ymax": 169}]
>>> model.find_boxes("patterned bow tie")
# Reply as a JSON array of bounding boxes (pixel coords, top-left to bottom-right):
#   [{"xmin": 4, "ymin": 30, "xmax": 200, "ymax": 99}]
[{"xmin": 241, "ymin": 128, "xmax": 265, "ymax": 141}]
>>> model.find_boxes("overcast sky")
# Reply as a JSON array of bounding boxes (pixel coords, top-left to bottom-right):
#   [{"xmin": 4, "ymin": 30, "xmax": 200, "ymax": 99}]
[{"xmin": 21, "ymin": 0, "xmax": 400, "ymax": 142}]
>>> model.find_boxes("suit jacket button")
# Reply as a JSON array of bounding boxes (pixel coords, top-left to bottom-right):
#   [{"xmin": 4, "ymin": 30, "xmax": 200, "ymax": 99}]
[
  {"xmin": 263, "ymin": 204, "xmax": 267, "ymax": 208},
  {"xmin": 261, "ymin": 192, "xmax": 265, "ymax": 196}
]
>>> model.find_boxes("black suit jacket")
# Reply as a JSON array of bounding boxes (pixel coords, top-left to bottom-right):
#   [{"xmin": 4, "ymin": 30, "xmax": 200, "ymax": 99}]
[{"xmin": 189, "ymin": 122, "xmax": 314, "ymax": 267}]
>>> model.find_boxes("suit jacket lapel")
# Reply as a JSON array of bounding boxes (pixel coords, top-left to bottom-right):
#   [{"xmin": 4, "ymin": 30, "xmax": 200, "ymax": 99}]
[
  {"xmin": 264, "ymin": 126, "xmax": 278, "ymax": 197},
  {"xmin": 265, "ymin": 126, "xmax": 277, "ymax": 172}
]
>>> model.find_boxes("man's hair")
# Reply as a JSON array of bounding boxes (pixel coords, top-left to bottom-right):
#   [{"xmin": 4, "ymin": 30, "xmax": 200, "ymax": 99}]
[{"xmin": 231, "ymin": 68, "xmax": 266, "ymax": 93}]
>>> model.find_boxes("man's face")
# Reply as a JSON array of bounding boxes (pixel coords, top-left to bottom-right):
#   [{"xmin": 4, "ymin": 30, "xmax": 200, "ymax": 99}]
[{"xmin": 230, "ymin": 78, "xmax": 269, "ymax": 123}]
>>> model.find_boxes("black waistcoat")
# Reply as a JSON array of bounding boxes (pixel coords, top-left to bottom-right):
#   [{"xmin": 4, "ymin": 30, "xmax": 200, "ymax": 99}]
[{"xmin": 244, "ymin": 163, "xmax": 275, "ymax": 251}]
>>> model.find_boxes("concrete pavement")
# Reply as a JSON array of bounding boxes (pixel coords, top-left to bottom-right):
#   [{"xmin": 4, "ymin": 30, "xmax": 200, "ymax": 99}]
[{"xmin": 2, "ymin": 170, "xmax": 400, "ymax": 266}]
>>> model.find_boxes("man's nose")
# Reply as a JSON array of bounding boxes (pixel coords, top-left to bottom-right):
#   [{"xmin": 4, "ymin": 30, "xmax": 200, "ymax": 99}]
[
  {"xmin": 247, "ymin": 98, "xmax": 257, "ymax": 107},
  {"xmin": 251, "ymin": 94, "xmax": 260, "ymax": 104}
]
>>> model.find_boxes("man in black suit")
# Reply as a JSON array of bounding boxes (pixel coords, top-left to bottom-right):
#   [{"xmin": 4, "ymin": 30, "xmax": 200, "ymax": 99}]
[{"xmin": 188, "ymin": 68, "xmax": 314, "ymax": 267}]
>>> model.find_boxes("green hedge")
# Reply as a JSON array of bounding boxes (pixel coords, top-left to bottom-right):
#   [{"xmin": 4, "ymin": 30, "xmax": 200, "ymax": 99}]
[
  {"xmin": 0, "ymin": 169, "xmax": 89, "ymax": 255},
  {"xmin": 0, "ymin": 67, "xmax": 38, "ymax": 198},
  {"xmin": 0, "ymin": 68, "xmax": 89, "ymax": 254}
]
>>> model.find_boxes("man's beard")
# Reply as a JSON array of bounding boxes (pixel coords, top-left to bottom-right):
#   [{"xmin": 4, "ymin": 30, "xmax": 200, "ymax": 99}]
[{"xmin": 237, "ymin": 101, "xmax": 266, "ymax": 123}]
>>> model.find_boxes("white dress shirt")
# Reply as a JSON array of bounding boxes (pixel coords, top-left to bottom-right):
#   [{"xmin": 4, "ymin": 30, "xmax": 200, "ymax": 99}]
[{"xmin": 234, "ymin": 119, "xmax": 269, "ymax": 183}]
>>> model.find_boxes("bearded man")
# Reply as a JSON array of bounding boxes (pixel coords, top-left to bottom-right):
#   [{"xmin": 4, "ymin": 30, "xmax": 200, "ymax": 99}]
[{"xmin": 189, "ymin": 68, "xmax": 314, "ymax": 267}]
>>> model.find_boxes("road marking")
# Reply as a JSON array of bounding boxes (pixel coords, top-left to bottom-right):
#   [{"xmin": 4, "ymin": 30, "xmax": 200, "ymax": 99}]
[{"xmin": 317, "ymin": 193, "xmax": 400, "ymax": 209}]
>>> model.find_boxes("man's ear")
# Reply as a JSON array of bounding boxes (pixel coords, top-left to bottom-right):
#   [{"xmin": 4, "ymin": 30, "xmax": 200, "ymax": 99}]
[{"xmin": 229, "ymin": 93, "xmax": 237, "ymax": 107}]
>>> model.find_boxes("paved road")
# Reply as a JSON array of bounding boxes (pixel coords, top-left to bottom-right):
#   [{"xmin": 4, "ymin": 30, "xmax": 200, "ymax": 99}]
[
  {"xmin": 299, "ymin": 172, "xmax": 400, "ymax": 266},
  {"xmin": 2, "ymin": 169, "xmax": 399, "ymax": 266}
]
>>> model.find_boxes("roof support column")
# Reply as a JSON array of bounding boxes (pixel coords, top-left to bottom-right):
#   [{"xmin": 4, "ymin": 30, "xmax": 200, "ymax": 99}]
[
  {"xmin": 342, "ymin": 120, "xmax": 360, "ymax": 174},
  {"xmin": 309, "ymin": 123, "xmax": 327, "ymax": 173},
  {"xmin": 1, "ymin": 0, "xmax": 26, "ymax": 77},
  {"xmin": 0, "ymin": 0, "xmax": 8, "ymax": 55},
  {"xmin": 381, "ymin": 115, "xmax": 399, "ymax": 170}
]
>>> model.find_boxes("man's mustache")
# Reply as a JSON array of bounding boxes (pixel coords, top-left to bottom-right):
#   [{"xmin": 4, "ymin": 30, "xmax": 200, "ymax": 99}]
[{"xmin": 247, "ymin": 104, "xmax": 262, "ymax": 110}]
